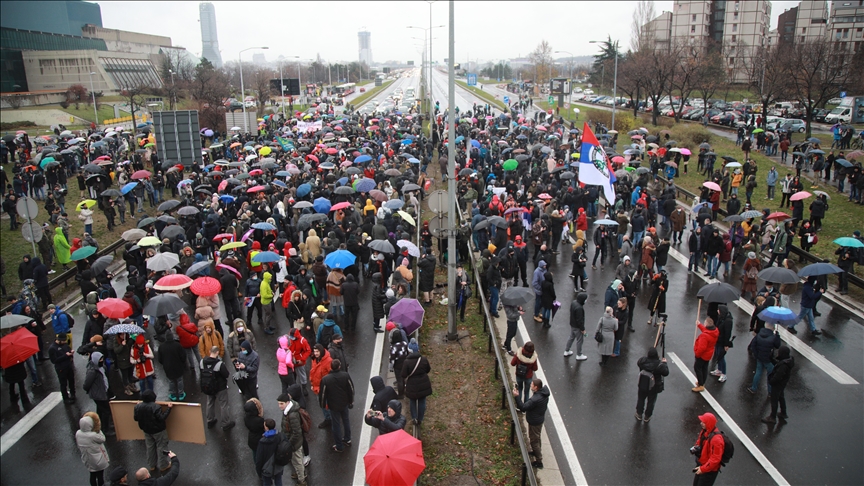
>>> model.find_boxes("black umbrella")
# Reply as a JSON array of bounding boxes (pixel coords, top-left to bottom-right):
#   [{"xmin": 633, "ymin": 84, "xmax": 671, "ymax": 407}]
[
  {"xmin": 723, "ymin": 215, "xmax": 745, "ymax": 223},
  {"xmin": 500, "ymin": 286, "xmax": 534, "ymax": 306},
  {"xmin": 721, "ymin": 156, "xmax": 737, "ymax": 162},
  {"xmin": 516, "ymin": 154, "xmax": 530, "ymax": 162},
  {"xmin": 368, "ymin": 239, "xmax": 395, "ymax": 253},
  {"xmin": 757, "ymin": 267, "xmax": 799, "ymax": 284},
  {"xmin": 90, "ymin": 255, "xmax": 114, "ymax": 275},
  {"xmin": 158, "ymin": 200, "xmax": 181, "ymax": 212},
  {"xmin": 695, "ymin": 282, "xmax": 739, "ymax": 303},
  {"xmin": 298, "ymin": 213, "xmax": 327, "ymax": 229},
  {"xmin": 474, "ymin": 220, "xmax": 491, "ymax": 231},
  {"xmin": 100, "ymin": 189, "xmax": 122, "ymax": 198},
  {"xmin": 458, "ymin": 168, "xmax": 474, "ymax": 176},
  {"xmin": 797, "ymin": 263, "xmax": 843, "ymax": 277},
  {"xmin": 83, "ymin": 164, "xmax": 103, "ymax": 173},
  {"xmin": 142, "ymin": 293, "xmax": 186, "ymax": 316},
  {"xmin": 137, "ymin": 217, "xmax": 157, "ymax": 228},
  {"xmin": 161, "ymin": 225, "xmax": 185, "ymax": 240},
  {"xmin": 194, "ymin": 187, "xmax": 213, "ymax": 195},
  {"xmin": 157, "ymin": 215, "xmax": 177, "ymax": 224},
  {"xmin": 177, "ymin": 206, "xmax": 199, "ymax": 216},
  {"xmin": 488, "ymin": 216, "xmax": 508, "ymax": 229}
]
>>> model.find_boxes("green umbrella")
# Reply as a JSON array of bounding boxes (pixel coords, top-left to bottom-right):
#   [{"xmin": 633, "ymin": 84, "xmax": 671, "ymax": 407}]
[
  {"xmin": 502, "ymin": 159, "xmax": 518, "ymax": 171},
  {"xmin": 625, "ymin": 166, "xmax": 636, "ymax": 172},
  {"xmin": 39, "ymin": 157, "xmax": 56, "ymax": 169},
  {"xmin": 834, "ymin": 237, "xmax": 864, "ymax": 248},
  {"xmin": 71, "ymin": 246, "xmax": 97, "ymax": 261},
  {"xmin": 752, "ymin": 128, "xmax": 764, "ymax": 134}
]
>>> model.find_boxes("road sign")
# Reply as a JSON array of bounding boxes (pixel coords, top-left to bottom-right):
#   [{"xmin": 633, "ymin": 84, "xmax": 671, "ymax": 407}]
[
  {"xmin": 16, "ymin": 196, "xmax": 38, "ymax": 220},
  {"xmin": 503, "ymin": 96, "xmax": 510, "ymax": 104},
  {"xmin": 467, "ymin": 74, "xmax": 477, "ymax": 86},
  {"xmin": 548, "ymin": 96, "xmax": 555, "ymax": 105},
  {"xmin": 840, "ymin": 91, "xmax": 846, "ymax": 98},
  {"xmin": 426, "ymin": 190, "xmax": 449, "ymax": 214},
  {"xmin": 21, "ymin": 222, "xmax": 43, "ymax": 243},
  {"xmin": 427, "ymin": 214, "xmax": 450, "ymax": 238}
]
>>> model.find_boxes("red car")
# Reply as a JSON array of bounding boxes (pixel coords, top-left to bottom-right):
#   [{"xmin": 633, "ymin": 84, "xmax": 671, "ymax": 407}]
[{"xmin": 359, "ymin": 87, "xmax": 366, "ymax": 93}]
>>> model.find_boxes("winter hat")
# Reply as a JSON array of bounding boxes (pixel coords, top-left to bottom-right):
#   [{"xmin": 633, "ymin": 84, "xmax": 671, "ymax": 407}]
[
  {"xmin": 611, "ymin": 279, "xmax": 622, "ymax": 289},
  {"xmin": 623, "ymin": 256, "xmax": 631, "ymax": 262},
  {"xmin": 135, "ymin": 334, "xmax": 145, "ymax": 345},
  {"xmin": 402, "ymin": 258, "xmax": 409, "ymax": 266},
  {"xmin": 90, "ymin": 334, "xmax": 103, "ymax": 343},
  {"xmin": 386, "ymin": 321, "xmax": 396, "ymax": 332},
  {"xmin": 108, "ymin": 467, "xmax": 128, "ymax": 483},
  {"xmin": 748, "ymin": 252, "xmax": 757, "ymax": 259},
  {"xmin": 241, "ymin": 340, "xmax": 253, "ymax": 351}
]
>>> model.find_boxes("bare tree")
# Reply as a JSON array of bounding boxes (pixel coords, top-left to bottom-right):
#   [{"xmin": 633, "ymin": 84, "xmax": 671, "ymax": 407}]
[
  {"xmin": 640, "ymin": 48, "xmax": 678, "ymax": 126},
  {"xmin": 159, "ymin": 49, "xmax": 195, "ymax": 110},
  {"xmin": 667, "ymin": 41, "xmax": 697, "ymax": 122},
  {"xmin": 190, "ymin": 58, "xmax": 230, "ymax": 132},
  {"xmin": 529, "ymin": 40, "xmax": 556, "ymax": 86},
  {"xmin": 745, "ymin": 44, "xmax": 787, "ymax": 126},
  {"xmin": 780, "ymin": 38, "xmax": 857, "ymax": 137},
  {"xmin": 615, "ymin": 52, "xmax": 643, "ymax": 117},
  {"xmin": 630, "ymin": 0, "xmax": 657, "ymax": 52},
  {"xmin": 119, "ymin": 84, "xmax": 151, "ymax": 125},
  {"xmin": 251, "ymin": 66, "xmax": 275, "ymax": 109},
  {"xmin": 692, "ymin": 47, "xmax": 726, "ymax": 115}
]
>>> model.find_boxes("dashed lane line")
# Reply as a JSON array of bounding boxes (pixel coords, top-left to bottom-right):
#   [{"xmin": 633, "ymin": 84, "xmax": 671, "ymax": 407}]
[{"xmin": 1, "ymin": 392, "xmax": 63, "ymax": 456}]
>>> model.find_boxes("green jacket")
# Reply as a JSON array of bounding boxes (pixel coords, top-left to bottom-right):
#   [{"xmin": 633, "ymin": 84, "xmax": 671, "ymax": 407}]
[
  {"xmin": 260, "ymin": 272, "xmax": 274, "ymax": 305},
  {"xmin": 54, "ymin": 227, "xmax": 71, "ymax": 264}
]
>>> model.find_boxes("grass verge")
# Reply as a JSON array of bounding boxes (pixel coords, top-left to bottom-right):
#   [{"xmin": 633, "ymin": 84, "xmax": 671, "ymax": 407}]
[
  {"xmin": 416, "ymin": 159, "xmax": 525, "ymax": 486},
  {"xmin": 455, "ymin": 80, "xmax": 508, "ymax": 112},
  {"xmin": 351, "ymin": 81, "xmax": 393, "ymax": 108}
]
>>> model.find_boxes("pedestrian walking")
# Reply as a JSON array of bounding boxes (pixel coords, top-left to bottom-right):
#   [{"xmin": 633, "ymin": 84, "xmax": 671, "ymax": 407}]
[
  {"xmin": 748, "ymin": 323, "xmax": 780, "ymax": 394},
  {"xmin": 318, "ymin": 359, "xmax": 354, "ymax": 452},
  {"xmin": 564, "ymin": 292, "xmax": 588, "ymax": 360},
  {"xmin": 402, "ymin": 346, "xmax": 432, "ymax": 426},
  {"xmin": 635, "ymin": 347, "xmax": 669, "ymax": 423},
  {"xmin": 244, "ymin": 398, "xmax": 266, "ymax": 460},
  {"xmin": 539, "ymin": 271, "xmax": 556, "ymax": 328},
  {"xmin": 762, "ymin": 345, "xmax": 794, "ymax": 424},
  {"xmin": 691, "ymin": 412, "xmax": 726, "ymax": 486},
  {"xmin": 201, "ymin": 345, "xmax": 234, "ymax": 431},
  {"xmin": 48, "ymin": 332, "xmax": 76, "ymax": 403},
  {"xmin": 502, "ymin": 303, "xmax": 523, "ymax": 355},
  {"xmin": 133, "ymin": 390, "xmax": 173, "ymax": 474},
  {"xmin": 310, "ymin": 344, "xmax": 333, "ymax": 429},
  {"xmin": 277, "ymin": 393, "xmax": 307, "ymax": 485},
  {"xmin": 511, "ymin": 341, "xmax": 538, "ymax": 401},
  {"xmin": 76, "ymin": 412, "xmax": 110, "ymax": 486},
  {"xmin": 288, "ymin": 328, "xmax": 311, "ymax": 395},
  {"xmin": 513, "ymin": 378, "xmax": 550, "ymax": 469},
  {"xmin": 595, "ymin": 306, "xmax": 618, "ymax": 366},
  {"xmin": 277, "ymin": 335, "xmax": 296, "ymax": 394},
  {"xmin": 255, "ymin": 418, "xmax": 284, "ymax": 486},
  {"xmin": 692, "ymin": 318, "xmax": 718, "ymax": 392},
  {"xmin": 709, "ymin": 305, "xmax": 734, "ymax": 383}
]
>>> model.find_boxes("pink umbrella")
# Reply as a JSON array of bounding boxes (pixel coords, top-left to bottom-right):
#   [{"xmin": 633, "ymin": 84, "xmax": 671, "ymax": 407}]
[
  {"xmin": 330, "ymin": 201, "xmax": 352, "ymax": 212},
  {"xmin": 326, "ymin": 148, "xmax": 338, "ymax": 154},
  {"xmin": 249, "ymin": 169, "xmax": 263, "ymax": 176},
  {"xmin": 132, "ymin": 170, "xmax": 152, "ymax": 180},
  {"xmin": 218, "ymin": 180, "xmax": 228, "ymax": 191},
  {"xmin": 703, "ymin": 181, "xmax": 721, "ymax": 192},
  {"xmin": 680, "ymin": 148, "xmax": 692, "ymax": 155},
  {"xmin": 216, "ymin": 263, "xmax": 241, "ymax": 278},
  {"xmin": 307, "ymin": 154, "xmax": 319, "ymax": 162},
  {"xmin": 790, "ymin": 191, "xmax": 812, "ymax": 201},
  {"xmin": 536, "ymin": 126, "xmax": 547, "ymax": 132},
  {"xmin": 538, "ymin": 193, "xmax": 552, "ymax": 199},
  {"xmin": 504, "ymin": 207, "xmax": 527, "ymax": 215},
  {"xmin": 630, "ymin": 134, "xmax": 642, "ymax": 139},
  {"xmin": 340, "ymin": 160, "xmax": 353, "ymax": 168},
  {"xmin": 240, "ymin": 229, "xmax": 254, "ymax": 242},
  {"xmin": 247, "ymin": 185, "xmax": 266, "ymax": 193}
]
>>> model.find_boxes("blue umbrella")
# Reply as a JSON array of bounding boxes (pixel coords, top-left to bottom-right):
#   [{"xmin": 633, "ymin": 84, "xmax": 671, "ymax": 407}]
[
  {"xmin": 355, "ymin": 154, "xmax": 372, "ymax": 164},
  {"xmin": 834, "ymin": 237, "xmax": 864, "ymax": 248},
  {"xmin": 275, "ymin": 170, "xmax": 291, "ymax": 177},
  {"xmin": 251, "ymin": 251, "xmax": 282, "ymax": 263},
  {"xmin": 296, "ymin": 183, "xmax": 312, "ymax": 198},
  {"xmin": 313, "ymin": 197, "xmax": 332, "ymax": 213},
  {"xmin": 835, "ymin": 158, "xmax": 852, "ymax": 168},
  {"xmin": 470, "ymin": 139, "xmax": 481, "ymax": 148},
  {"xmin": 252, "ymin": 222, "xmax": 276, "ymax": 231},
  {"xmin": 408, "ymin": 157, "xmax": 420, "ymax": 164},
  {"xmin": 516, "ymin": 134, "xmax": 528, "ymax": 140},
  {"xmin": 272, "ymin": 180, "xmax": 287, "ymax": 188},
  {"xmin": 324, "ymin": 249, "xmax": 357, "ymax": 269},
  {"xmin": 758, "ymin": 306, "xmax": 798, "ymax": 327},
  {"xmin": 219, "ymin": 195, "xmax": 235, "ymax": 203},
  {"xmin": 136, "ymin": 123, "xmax": 148, "ymax": 129},
  {"xmin": 454, "ymin": 135, "xmax": 465, "ymax": 143},
  {"xmin": 384, "ymin": 199, "xmax": 404, "ymax": 210},
  {"xmin": 354, "ymin": 178, "xmax": 376, "ymax": 193},
  {"xmin": 337, "ymin": 177, "xmax": 349, "ymax": 186},
  {"xmin": 797, "ymin": 262, "xmax": 843, "ymax": 277},
  {"xmin": 401, "ymin": 139, "xmax": 412, "ymax": 145},
  {"xmin": 121, "ymin": 182, "xmax": 138, "ymax": 195},
  {"xmin": 692, "ymin": 201, "xmax": 711, "ymax": 214}
]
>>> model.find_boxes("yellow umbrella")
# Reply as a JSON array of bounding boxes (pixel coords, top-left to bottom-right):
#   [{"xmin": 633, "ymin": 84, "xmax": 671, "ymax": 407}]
[
  {"xmin": 138, "ymin": 236, "xmax": 162, "ymax": 247},
  {"xmin": 220, "ymin": 241, "xmax": 246, "ymax": 251},
  {"xmin": 256, "ymin": 118, "xmax": 265, "ymax": 122},
  {"xmin": 77, "ymin": 199, "xmax": 97, "ymax": 210},
  {"xmin": 303, "ymin": 114, "xmax": 312, "ymax": 120},
  {"xmin": 396, "ymin": 210, "xmax": 416, "ymax": 226},
  {"xmin": 259, "ymin": 146, "xmax": 272, "ymax": 156}
]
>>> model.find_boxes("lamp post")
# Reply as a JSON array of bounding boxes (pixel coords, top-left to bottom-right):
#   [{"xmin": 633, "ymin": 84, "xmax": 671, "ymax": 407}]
[
  {"xmin": 589, "ymin": 40, "xmax": 618, "ymax": 130},
  {"xmin": 239, "ymin": 46, "xmax": 268, "ymax": 133},
  {"xmin": 446, "ymin": 0, "xmax": 457, "ymax": 339},
  {"xmin": 168, "ymin": 69, "xmax": 176, "ymax": 110},
  {"xmin": 87, "ymin": 71, "xmax": 98, "ymax": 125},
  {"xmin": 408, "ymin": 20, "xmax": 444, "ymax": 136}
]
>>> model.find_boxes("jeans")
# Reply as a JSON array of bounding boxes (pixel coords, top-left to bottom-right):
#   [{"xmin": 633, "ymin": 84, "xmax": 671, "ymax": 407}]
[
  {"xmin": 489, "ymin": 286, "xmax": 499, "ymax": 315},
  {"xmin": 261, "ymin": 474, "xmax": 283, "ymax": 486},
  {"xmin": 767, "ymin": 185, "xmax": 775, "ymax": 199},
  {"xmin": 706, "ymin": 255, "xmax": 718, "ymax": 276},
  {"xmin": 139, "ymin": 375, "xmax": 155, "ymax": 393},
  {"xmin": 534, "ymin": 294, "xmax": 543, "ymax": 317},
  {"xmin": 515, "ymin": 375, "xmax": 531, "ymax": 402},
  {"xmin": 794, "ymin": 306, "xmax": 817, "ymax": 332},
  {"xmin": 25, "ymin": 355, "xmax": 40, "ymax": 384},
  {"xmin": 84, "ymin": 224, "xmax": 93, "ymax": 235},
  {"xmin": 632, "ymin": 231, "xmax": 644, "ymax": 248},
  {"xmin": 613, "ymin": 339, "xmax": 621, "ymax": 355},
  {"xmin": 541, "ymin": 306, "xmax": 551, "ymax": 322},
  {"xmin": 750, "ymin": 360, "xmax": 774, "ymax": 393},
  {"xmin": 410, "ymin": 396, "xmax": 427, "ymax": 424},
  {"xmin": 330, "ymin": 408, "xmax": 351, "ymax": 450},
  {"xmin": 565, "ymin": 328, "xmax": 584, "ymax": 355},
  {"xmin": 144, "ymin": 429, "xmax": 169, "ymax": 470},
  {"xmin": 713, "ymin": 345, "xmax": 727, "ymax": 374},
  {"xmin": 168, "ymin": 375, "xmax": 184, "ymax": 398}
]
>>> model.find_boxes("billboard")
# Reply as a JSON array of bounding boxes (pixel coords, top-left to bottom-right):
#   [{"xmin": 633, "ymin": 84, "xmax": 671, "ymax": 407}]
[
  {"xmin": 152, "ymin": 110, "xmax": 203, "ymax": 167},
  {"xmin": 407, "ymin": 60, "xmax": 414, "ymax": 66},
  {"xmin": 550, "ymin": 78, "xmax": 571, "ymax": 95},
  {"xmin": 269, "ymin": 78, "xmax": 300, "ymax": 96}
]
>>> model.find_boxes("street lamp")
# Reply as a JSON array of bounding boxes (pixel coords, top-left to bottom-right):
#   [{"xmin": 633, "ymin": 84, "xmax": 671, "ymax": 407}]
[
  {"xmin": 239, "ymin": 46, "xmax": 268, "ymax": 133},
  {"xmin": 589, "ymin": 40, "xmax": 618, "ymax": 131},
  {"xmin": 87, "ymin": 71, "xmax": 98, "ymax": 125},
  {"xmin": 408, "ymin": 20, "xmax": 444, "ymax": 136},
  {"xmin": 168, "ymin": 69, "xmax": 176, "ymax": 110}
]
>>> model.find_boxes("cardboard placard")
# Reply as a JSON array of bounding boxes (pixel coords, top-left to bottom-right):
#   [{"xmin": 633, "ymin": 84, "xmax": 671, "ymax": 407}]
[{"xmin": 109, "ymin": 400, "xmax": 206, "ymax": 444}]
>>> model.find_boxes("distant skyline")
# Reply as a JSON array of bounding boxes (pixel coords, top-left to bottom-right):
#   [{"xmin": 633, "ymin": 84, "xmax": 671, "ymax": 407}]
[{"xmin": 96, "ymin": 1, "xmax": 801, "ymax": 65}]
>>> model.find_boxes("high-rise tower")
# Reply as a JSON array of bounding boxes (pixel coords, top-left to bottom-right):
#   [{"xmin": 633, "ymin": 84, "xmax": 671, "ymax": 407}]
[
  {"xmin": 199, "ymin": 2, "xmax": 222, "ymax": 68},
  {"xmin": 358, "ymin": 29, "xmax": 372, "ymax": 65}
]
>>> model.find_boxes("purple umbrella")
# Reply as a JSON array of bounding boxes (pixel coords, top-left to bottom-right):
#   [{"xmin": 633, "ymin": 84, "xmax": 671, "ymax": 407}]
[
  {"xmin": 388, "ymin": 298, "xmax": 425, "ymax": 336},
  {"xmin": 241, "ymin": 228, "xmax": 254, "ymax": 242}
]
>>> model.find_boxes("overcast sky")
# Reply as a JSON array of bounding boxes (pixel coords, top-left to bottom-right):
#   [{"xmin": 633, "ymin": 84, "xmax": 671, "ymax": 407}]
[{"xmin": 98, "ymin": 1, "xmax": 800, "ymax": 65}]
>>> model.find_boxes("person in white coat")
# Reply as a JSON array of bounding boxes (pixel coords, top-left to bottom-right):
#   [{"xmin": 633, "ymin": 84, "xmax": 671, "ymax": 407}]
[{"xmin": 76, "ymin": 412, "xmax": 110, "ymax": 486}]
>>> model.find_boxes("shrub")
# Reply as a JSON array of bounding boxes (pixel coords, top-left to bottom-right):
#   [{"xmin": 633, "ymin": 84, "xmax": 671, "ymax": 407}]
[
  {"xmin": 0, "ymin": 121, "xmax": 37, "ymax": 130},
  {"xmin": 639, "ymin": 113, "xmax": 674, "ymax": 128},
  {"xmin": 59, "ymin": 100, "xmax": 70, "ymax": 109},
  {"xmin": 588, "ymin": 109, "xmax": 636, "ymax": 134},
  {"xmin": 670, "ymin": 124, "xmax": 713, "ymax": 148}
]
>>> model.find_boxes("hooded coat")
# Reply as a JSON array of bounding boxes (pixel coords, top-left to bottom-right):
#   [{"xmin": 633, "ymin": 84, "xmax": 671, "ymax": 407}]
[
  {"xmin": 515, "ymin": 384, "xmax": 550, "ymax": 426},
  {"xmin": 694, "ymin": 323, "xmax": 720, "ymax": 361},
  {"xmin": 276, "ymin": 335, "xmax": 295, "ymax": 376},
  {"xmin": 244, "ymin": 399, "xmax": 265, "ymax": 452},
  {"xmin": 305, "ymin": 229, "xmax": 321, "ymax": 258},
  {"xmin": 54, "ymin": 227, "xmax": 71, "ymax": 264},
  {"xmin": 636, "ymin": 348, "xmax": 669, "ymax": 393},
  {"xmin": 76, "ymin": 413, "xmax": 109, "ymax": 472},
  {"xmin": 694, "ymin": 413, "xmax": 725, "ymax": 473},
  {"xmin": 371, "ymin": 273, "xmax": 386, "ymax": 321},
  {"xmin": 260, "ymin": 271, "xmax": 274, "ymax": 305},
  {"xmin": 510, "ymin": 347, "xmax": 538, "ymax": 379},
  {"xmin": 83, "ymin": 352, "xmax": 110, "ymax": 401},
  {"xmin": 417, "ymin": 253, "xmax": 436, "ymax": 292},
  {"xmin": 364, "ymin": 399, "xmax": 407, "ymax": 435},
  {"xmin": 370, "ymin": 376, "xmax": 398, "ymax": 412},
  {"xmin": 401, "ymin": 351, "xmax": 432, "ymax": 399},
  {"xmin": 595, "ymin": 309, "xmax": 618, "ymax": 355},
  {"xmin": 227, "ymin": 319, "xmax": 257, "ymax": 359},
  {"xmin": 532, "ymin": 261, "xmax": 547, "ymax": 295},
  {"xmin": 569, "ymin": 293, "xmax": 587, "ymax": 330},
  {"xmin": 310, "ymin": 348, "xmax": 332, "ymax": 395}
]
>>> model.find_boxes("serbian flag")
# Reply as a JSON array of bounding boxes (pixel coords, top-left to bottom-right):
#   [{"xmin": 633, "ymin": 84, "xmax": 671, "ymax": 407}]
[{"xmin": 578, "ymin": 122, "xmax": 617, "ymax": 205}]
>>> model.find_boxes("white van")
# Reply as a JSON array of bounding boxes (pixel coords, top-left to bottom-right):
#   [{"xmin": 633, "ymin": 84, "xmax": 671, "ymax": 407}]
[{"xmin": 824, "ymin": 107, "xmax": 851, "ymax": 124}]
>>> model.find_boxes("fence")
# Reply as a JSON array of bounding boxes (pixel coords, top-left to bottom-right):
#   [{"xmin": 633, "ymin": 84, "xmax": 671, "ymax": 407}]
[{"xmin": 455, "ymin": 204, "xmax": 539, "ymax": 486}]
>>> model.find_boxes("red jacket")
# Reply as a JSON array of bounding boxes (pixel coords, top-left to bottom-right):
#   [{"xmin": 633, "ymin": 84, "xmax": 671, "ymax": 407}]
[
  {"xmin": 693, "ymin": 323, "xmax": 719, "ymax": 361},
  {"xmin": 289, "ymin": 329, "xmax": 311, "ymax": 366},
  {"xmin": 576, "ymin": 211, "xmax": 588, "ymax": 231},
  {"xmin": 695, "ymin": 413, "xmax": 725, "ymax": 473},
  {"xmin": 176, "ymin": 315, "xmax": 200, "ymax": 349}
]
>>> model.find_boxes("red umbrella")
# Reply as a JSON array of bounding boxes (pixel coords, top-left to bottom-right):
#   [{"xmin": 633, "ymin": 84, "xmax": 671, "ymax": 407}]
[
  {"xmin": 154, "ymin": 274, "xmax": 193, "ymax": 291},
  {"xmin": 216, "ymin": 263, "xmax": 242, "ymax": 278},
  {"xmin": 95, "ymin": 155, "xmax": 112, "ymax": 161},
  {"xmin": 132, "ymin": 170, "xmax": 152, "ymax": 180},
  {"xmin": 247, "ymin": 185, "xmax": 266, "ymax": 193},
  {"xmin": 330, "ymin": 201, "xmax": 352, "ymax": 212},
  {"xmin": 368, "ymin": 126, "xmax": 380, "ymax": 131},
  {"xmin": 767, "ymin": 212, "xmax": 791, "ymax": 221},
  {"xmin": 325, "ymin": 148, "xmax": 338, "ymax": 155},
  {"xmin": 535, "ymin": 125, "xmax": 547, "ymax": 131},
  {"xmin": 249, "ymin": 169, "xmax": 263, "ymax": 176},
  {"xmin": 364, "ymin": 429, "xmax": 425, "ymax": 486},
  {"xmin": 789, "ymin": 191, "xmax": 811, "ymax": 201},
  {"xmin": 307, "ymin": 154, "xmax": 319, "ymax": 163},
  {"xmin": 190, "ymin": 276, "xmax": 222, "ymax": 296},
  {"xmin": 538, "ymin": 193, "xmax": 552, "ymax": 199},
  {"xmin": 213, "ymin": 233, "xmax": 234, "ymax": 242},
  {"xmin": 97, "ymin": 298, "xmax": 133, "ymax": 319},
  {"xmin": 0, "ymin": 328, "xmax": 40, "ymax": 368},
  {"xmin": 218, "ymin": 180, "xmax": 228, "ymax": 191},
  {"xmin": 702, "ymin": 181, "xmax": 721, "ymax": 192}
]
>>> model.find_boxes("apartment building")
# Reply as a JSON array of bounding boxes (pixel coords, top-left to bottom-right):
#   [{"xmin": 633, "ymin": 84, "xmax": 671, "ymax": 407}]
[{"xmin": 830, "ymin": 0, "xmax": 864, "ymax": 52}]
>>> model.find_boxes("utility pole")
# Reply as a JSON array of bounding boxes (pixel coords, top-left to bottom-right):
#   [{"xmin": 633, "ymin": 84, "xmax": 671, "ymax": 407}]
[
  {"xmin": 87, "ymin": 72, "xmax": 98, "ymax": 125},
  {"xmin": 447, "ymin": 0, "xmax": 457, "ymax": 340}
]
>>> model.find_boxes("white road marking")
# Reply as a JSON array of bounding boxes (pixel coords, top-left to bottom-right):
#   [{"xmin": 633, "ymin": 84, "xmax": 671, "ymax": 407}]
[
  {"xmin": 1, "ymin": 392, "xmax": 63, "ymax": 456},
  {"xmin": 516, "ymin": 317, "xmax": 590, "ymax": 485},
  {"xmin": 352, "ymin": 315, "xmax": 388, "ymax": 484},
  {"xmin": 667, "ymin": 246, "xmax": 858, "ymax": 385},
  {"xmin": 667, "ymin": 352, "xmax": 791, "ymax": 486}
]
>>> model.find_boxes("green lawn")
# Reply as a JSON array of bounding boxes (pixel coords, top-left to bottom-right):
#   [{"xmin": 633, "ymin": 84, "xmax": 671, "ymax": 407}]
[
  {"xmin": 455, "ymin": 80, "xmax": 507, "ymax": 112},
  {"xmin": 14, "ymin": 103, "xmax": 121, "ymax": 124}
]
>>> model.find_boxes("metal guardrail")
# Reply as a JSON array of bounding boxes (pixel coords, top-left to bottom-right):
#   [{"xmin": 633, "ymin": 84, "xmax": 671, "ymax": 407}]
[
  {"xmin": 1, "ymin": 237, "xmax": 127, "ymax": 315},
  {"xmin": 667, "ymin": 181, "xmax": 864, "ymax": 290},
  {"xmin": 456, "ymin": 204, "xmax": 538, "ymax": 486}
]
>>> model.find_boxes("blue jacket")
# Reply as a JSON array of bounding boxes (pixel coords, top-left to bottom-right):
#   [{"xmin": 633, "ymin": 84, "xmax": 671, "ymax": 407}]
[
  {"xmin": 766, "ymin": 169, "xmax": 778, "ymax": 187},
  {"xmin": 51, "ymin": 308, "xmax": 70, "ymax": 334},
  {"xmin": 317, "ymin": 319, "xmax": 342, "ymax": 343},
  {"xmin": 531, "ymin": 262, "xmax": 547, "ymax": 295},
  {"xmin": 801, "ymin": 281, "xmax": 821, "ymax": 309}
]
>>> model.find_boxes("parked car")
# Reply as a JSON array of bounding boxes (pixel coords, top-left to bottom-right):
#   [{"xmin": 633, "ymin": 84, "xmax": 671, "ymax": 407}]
[
  {"xmin": 779, "ymin": 119, "xmax": 807, "ymax": 132},
  {"xmin": 811, "ymin": 109, "xmax": 830, "ymax": 123},
  {"xmin": 359, "ymin": 87, "xmax": 366, "ymax": 93},
  {"xmin": 828, "ymin": 97, "xmax": 843, "ymax": 105},
  {"xmin": 227, "ymin": 101, "xmax": 243, "ymax": 112},
  {"xmin": 765, "ymin": 117, "xmax": 786, "ymax": 131}
]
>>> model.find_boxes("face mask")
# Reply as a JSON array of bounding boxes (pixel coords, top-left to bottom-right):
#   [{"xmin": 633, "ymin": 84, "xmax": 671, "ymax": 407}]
[
  {"xmin": 237, "ymin": 327, "xmax": 245, "ymax": 332},
  {"xmin": 243, "ymin": 350, "xmax": 248, "ymax": 355}
]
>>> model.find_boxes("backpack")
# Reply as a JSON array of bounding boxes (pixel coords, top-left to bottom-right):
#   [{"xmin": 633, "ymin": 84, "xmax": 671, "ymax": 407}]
[
  {"xmin": 638, "ymin": 369, "xmax": 656, "ymax": 392},
  {"xmin": 746, "ymin": 265, "xmax": 759, "ymax": 280},
  {"xmin": 515, "ymin": 362, "xmax": 529, "ymax": 378},
  {"xmin": 274, "ymin": 433, "xmax": 294, "ymax": 466},
  {"xmin": 63, "ymin": 312, "xmax": 76, "ymax": 328},
  {"xmin": 298, "ymin": 408, "xmax": 312, "ymax": 433},
  {"xmin": 98, "ymin": 285, "xmax": 112, "ymax": 300},
  {"xmin": 768, "ymin": 361, "xmax": 790, "ymax": 386},
  {"xmin": 319, "ymin": 325, "xmax": 335, "ymax": 349},
  {"xmin": 199, "ymin": 359, "xmax": 222, "ymax": 396},
  {"xmin": 702, "ymin": 430, "xmax": 734, "ymax": 467}
]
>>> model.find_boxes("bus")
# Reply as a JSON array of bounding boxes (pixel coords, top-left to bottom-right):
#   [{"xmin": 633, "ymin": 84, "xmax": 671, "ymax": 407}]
[{"xmin": 333, "ymin": 83, "xmax": 356, "ymax": 96}]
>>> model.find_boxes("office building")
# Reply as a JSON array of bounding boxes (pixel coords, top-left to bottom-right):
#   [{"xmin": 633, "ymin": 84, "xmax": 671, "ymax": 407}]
[
  {"xmin": 829, "ymin": 0, "xmax": 864, "ymax": 52},
  {"xmin": 644, "ymin": 11, "xmax": 673, "ymax": 51},
  {"xmin": 358, "ymin": 30, "xmax": 372, "ymax": 65},
  {"xmin": 199, "ymin": 2, "xmax": 223, "ymax": 68}
]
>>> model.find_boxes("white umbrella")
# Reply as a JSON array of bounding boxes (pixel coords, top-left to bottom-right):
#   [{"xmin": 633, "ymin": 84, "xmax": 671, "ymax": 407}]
[{"xmin": 146, "ymin": 252, "xmax": 180, "ymax": 272}]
